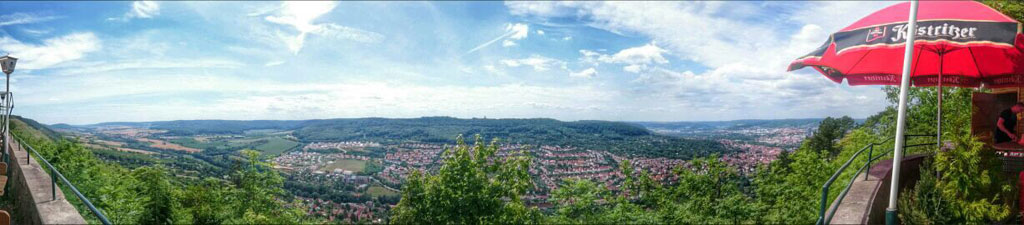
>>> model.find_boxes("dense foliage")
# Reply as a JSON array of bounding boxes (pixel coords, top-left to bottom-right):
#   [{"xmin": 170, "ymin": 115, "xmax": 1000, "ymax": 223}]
[
  {"xmin": 896, "ymin": 88, "xmax": 1015, "ymax": 223},
  {"xmin": 391, "ymin": 135, "xmax": 539, "ymax": 224},
  {"xmin": 806, "ymin": 116, "xmax": 856, "ymax": 157},
  {"xmin": 390, "ymin": 85, "xmax": 1017, "ymax": 224},
  {"xmin": 11, "ymin": 118, "xmax": 311, "ymax": 224}
]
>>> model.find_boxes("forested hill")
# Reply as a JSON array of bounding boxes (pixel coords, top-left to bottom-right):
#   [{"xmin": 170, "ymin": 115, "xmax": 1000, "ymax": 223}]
[
  {"xmin": 635, "ymin": 118, "xmax": 825, "ymax": 131},
  {"xmin": 65, "ymin": 117, "xmax": 733, "ymax": 160},
  {"xmin": 13, "ymin": 116, "xmax": 61, "ymax": 140}
]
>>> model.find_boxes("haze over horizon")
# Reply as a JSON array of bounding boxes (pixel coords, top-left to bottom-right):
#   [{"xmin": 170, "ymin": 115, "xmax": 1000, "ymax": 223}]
[
  {"xmin": 48, "ymin": 115, "xmax": 854, "ymax": 127},
  {"xmin": 1, "ymin": 1, "xmax": 894, "ymax": 125}
]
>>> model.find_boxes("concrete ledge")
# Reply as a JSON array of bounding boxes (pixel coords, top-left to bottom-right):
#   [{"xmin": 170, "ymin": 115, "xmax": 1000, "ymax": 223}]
[
  {"xmin": 7, "ymin": 137, "xmax": 87, "ymax": 225},
  {"xmin": 827, "ymin": 154, "xmax": 927, "ymax": 225}
]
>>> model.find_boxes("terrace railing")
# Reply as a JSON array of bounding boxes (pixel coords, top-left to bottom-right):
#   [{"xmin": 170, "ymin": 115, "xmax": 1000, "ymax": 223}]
[
  {"xmin": 815, "ymin": 134, "xmax": 936, "ymax": 225},
  {"xmin": 12, "ymin": 133, "xmax": 112, "ymax": 225}
]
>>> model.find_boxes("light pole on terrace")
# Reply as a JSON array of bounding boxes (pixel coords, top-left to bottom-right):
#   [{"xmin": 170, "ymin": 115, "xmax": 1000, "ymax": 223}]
[{"xmin": 0, "ymin": 54, "xmax": 17, "ymax": 163}]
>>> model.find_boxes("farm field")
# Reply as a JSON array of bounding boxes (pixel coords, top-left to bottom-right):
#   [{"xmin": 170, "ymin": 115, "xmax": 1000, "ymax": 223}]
[
  {"xmin": 366, "ymin": 185, "xmax": 399, "ymax": 197},
  {"xmin": 138, "ymin": 138, "xmax": 201, "ymax": 153},
  {"xmin": 169, "ymin": 136, "xmax": 298, "ymax": 156},
  {"xmin": 321, "ymin": 159, "xmax": 367, "ymax": 173},
  {"xmin": 253, "ymin": 137, "xmax": 300, "ymax": 155}
]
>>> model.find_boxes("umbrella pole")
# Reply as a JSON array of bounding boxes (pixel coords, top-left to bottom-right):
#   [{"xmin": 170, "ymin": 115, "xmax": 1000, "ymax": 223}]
[
  {"xmin": 887, "ymin": 1, "xmax": 918, "ymax": 225},
  {"xmin": 937, "ymin": 58, "xmax": 942, "ymax": 150}
]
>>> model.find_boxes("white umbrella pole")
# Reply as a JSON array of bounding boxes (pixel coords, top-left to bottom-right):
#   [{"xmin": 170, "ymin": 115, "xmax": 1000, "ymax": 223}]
[
  {"xmin": 938, "ymin": 68, "xmax": 942, "ymax": 149},
  {"xmin": 886, "ymin": 1, "xmax": 919, "ymax": 224}
]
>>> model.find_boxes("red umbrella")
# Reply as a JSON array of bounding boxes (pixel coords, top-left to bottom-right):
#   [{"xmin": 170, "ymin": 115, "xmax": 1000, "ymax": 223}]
[
  {"xmin": 788, "ymin": 1, "xmax": 1023, "ymax": 224},
  {"xmin": 789, "ymin": 1, "xmax": 1024, "ymax": 146},
  {"xmin": 789, "ymin": 1, "xmax": 1024, "ymax": 88}
]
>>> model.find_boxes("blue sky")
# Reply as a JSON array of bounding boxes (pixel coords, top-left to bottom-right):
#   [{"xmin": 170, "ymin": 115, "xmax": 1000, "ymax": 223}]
[{"xmin": 0, "ymin": 1, "xmax": 896, "ymax": 125}]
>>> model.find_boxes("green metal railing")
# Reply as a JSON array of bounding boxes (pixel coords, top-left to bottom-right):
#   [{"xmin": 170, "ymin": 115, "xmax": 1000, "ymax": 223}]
[
  {"xmin": 12, "ymin": 134, "xmax": 112, "ymax": 225},
  {"xmin": 815, "ymin": 134, "xmax": 936, "ymax": 225}
]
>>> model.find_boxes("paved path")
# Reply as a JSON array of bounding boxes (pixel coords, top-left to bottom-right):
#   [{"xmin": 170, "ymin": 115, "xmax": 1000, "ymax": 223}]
[{"xmin": 827, "ymin": 154, "xmax": 928, "ymax": 225}]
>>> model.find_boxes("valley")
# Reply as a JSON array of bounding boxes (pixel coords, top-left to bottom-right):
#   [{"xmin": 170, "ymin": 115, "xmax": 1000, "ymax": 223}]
[{"xmin": 51, "ymin": 117, "xmax": 821, "ymax": 223}]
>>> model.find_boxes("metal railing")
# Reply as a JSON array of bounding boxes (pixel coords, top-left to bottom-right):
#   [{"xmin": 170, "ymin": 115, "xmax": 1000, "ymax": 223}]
[
  {"xmin": 815, "ymin": 134, "xmax": 936, "ymax": 225},
  {"xmin": 12, "ymin": 133, "xmax": 112, "ymax": 225}
]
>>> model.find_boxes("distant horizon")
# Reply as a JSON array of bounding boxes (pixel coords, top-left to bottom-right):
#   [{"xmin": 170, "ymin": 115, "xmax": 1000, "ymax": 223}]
[{"xmin": 42, "ymin": 115, "xmax": 865, "ymax": 127}]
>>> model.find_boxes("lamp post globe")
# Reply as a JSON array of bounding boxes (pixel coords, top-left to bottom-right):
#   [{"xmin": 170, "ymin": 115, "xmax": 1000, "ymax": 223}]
[
  {"xmin": 0, "ymin": 55, "xmax": 15, "ymax": 76},
  {"xmin": 0, "ymin": 55, "xmax": 17, "ymax": 97}
]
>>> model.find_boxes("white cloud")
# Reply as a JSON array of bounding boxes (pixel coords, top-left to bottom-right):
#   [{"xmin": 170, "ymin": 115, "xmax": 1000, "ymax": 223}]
[
  {"xmin": 506, "ymin": 23, "xmax": 529, "ymax": 40},
  {"xmin": 502, "ymin": 39, "xmax": 517, "ymax": 47},
  {"xmin": 54, "ymin": 58, "xmax": 244, "ymax": 75},
  {"xmin": 501, "ymin": 55, "xmax": 566, "ymax": 71},
  {"xmin": 20, "ymin": 28, "xmax": 52, "ymax": 36},
  {"xmin": 264, "ymin": 60, "xmax": 285, "ymax": 67},
  {"xmin": 509, "ymin": 1, "xmax": 894, "ymax": 119},
  {"xmin": 0, "ymin": 13, "xmax": 60, "ymax": 27},
  {"xmin": 603, "ymin": 43, "xmax": 668, "ymax": 65},
  {"xmin": 129, "ymin": 1, "xmax": 161, "ymax": 19},
  {"xmin": 536, "ymin": 29, "xmax": 545, "ymax": 35},
  {"xmin": 569, "ymin": 67, "xmax": 597, "ymax": 78},
  {"xmin": 22, "ymin": 75, "xmax": 617, "ymax": 124},
  {"xmin": 264, "ymin": 1, "xmax": 383, "ymax": 54},
  {"xmin": 579, "ymin": 43, "xmax": 668, "ymax": 73},
  {"xmin": 623, "ymin": 64, "xmax": 645, "ymax": 73},
  {"xmin": 563, "ymin": 36, "xmax": 572, "ymax": 41},
  {"xmin": 0, "ymin": 32, "xmax": 101, "ymax": 70},
  {"xmin": 467, "ymin": 23, "xmax": 532, "ymax": 54},
  {"xmin": 109, "ymin": 1, "xmax": 160, "ymax": 21}
]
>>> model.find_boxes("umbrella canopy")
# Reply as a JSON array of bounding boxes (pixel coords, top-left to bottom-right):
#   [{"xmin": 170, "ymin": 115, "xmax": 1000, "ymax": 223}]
[
  {"xmin": 788, "ymin": 1, "xmax": 1024, "ymax": 88},
  {"xmin": 790, "ymin": 2, "xmax": 1024, "ymax": 224}
]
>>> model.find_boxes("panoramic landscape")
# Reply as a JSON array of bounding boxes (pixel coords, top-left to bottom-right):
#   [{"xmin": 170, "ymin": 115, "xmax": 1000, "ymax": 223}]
[
  {"xmin": 0, "ymin": 1, "xmax": 1023, "ymax": 225},
  {"xmin": 44, "ymin": 117, "xmax": 820, "ymax": 223}
]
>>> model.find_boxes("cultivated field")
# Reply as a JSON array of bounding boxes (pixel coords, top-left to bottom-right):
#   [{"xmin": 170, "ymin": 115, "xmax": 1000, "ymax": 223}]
[
  {"xmin": 366, "ymin": 185, "xmax": 399, "ymax": 197},
  {"xmin": 321, "ymin": 159, "xmax": 367, "ymax": 173},
  {"xmin": 138, "ymin": 138, "xmax": 201, "ymax": 153}
]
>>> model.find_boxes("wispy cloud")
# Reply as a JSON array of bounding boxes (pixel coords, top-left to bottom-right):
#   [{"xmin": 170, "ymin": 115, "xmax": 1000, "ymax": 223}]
[
  {"xmin": 54, "ymin": 58, "xmax": 243, "ymax": 75},
  {"xmin": 569, "ymin": 67, "xmax": 597, "ymax": 78},
  {"xmin": 466, "ymin": 23, "xmax": 529, "ymax": 54},
  {"xmin": 264, "ymin": 2, "xmax": 383, "ymax": 54},
  {"xmin": 109, "ymin": 1, "xmax": 160, "ymax": 21},
  {"xmin": 264, "ymin": 60, "xmax": 285, "ymax": 67},
  {"xmin": 0, "ymin": 32, "xmax": 101, "ymax": 70},
  {"xmin": 0, "ymin": 13, "xmax": 60, "ymax": 27},
  {"xmin": 500, "ymin": 55, "xmax": 566, "ymax": 71}
]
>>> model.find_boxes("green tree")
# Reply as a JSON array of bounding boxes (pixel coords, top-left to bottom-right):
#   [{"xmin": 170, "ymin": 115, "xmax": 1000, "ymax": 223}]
[
  {"xmin": 548, "ymin": 179, "xmax": 612, "ymax": 224},
  {"xmin": 131, "ymin": 166, "xmax": 176, "ymax": 225},
  {"xmin": 806, "ymin": 116, "xmax": 857, "ymax": 158},
  {"xmin": 180, "ymin": 178, "xmax": 232, "ymax": 225},
  {"xmin": 660, "ymin": 156, "xmax": 754, "ymax": 224},
  {"xmin": 898, "ymin": 113, "xmax": 1014, "ymax": 223},
  {"xmin": 391, "ymin": 135, "xmax": 538, "ymax": 224},
  {"xmin": 227, "ymin": 150, "xmax": 307, "ymax": 224}
]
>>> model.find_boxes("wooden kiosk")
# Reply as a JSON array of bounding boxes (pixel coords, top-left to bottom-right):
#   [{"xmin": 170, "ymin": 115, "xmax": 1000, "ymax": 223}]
[{"xmin": 975, "ymin": 88, "xmax": 1024, "ymax": 172}]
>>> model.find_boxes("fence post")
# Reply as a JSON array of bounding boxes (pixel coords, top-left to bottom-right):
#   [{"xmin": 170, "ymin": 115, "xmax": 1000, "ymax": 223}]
[
  {"xmin": 818, "ymin": 185, "xmax": 828, "ymax": 225},
  {"xmin": 51, "ymin": 170, "xmax": 56, "ymax": 200},
  {"xmin": 865, "ymin": 144, "xmax": 873, "ymax": 181}
]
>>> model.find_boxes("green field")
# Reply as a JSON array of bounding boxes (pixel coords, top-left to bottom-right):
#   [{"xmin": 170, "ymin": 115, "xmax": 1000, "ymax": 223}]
[
  {"xmin": 170, "ymin": 137, "xmax": 229, "ymax": 150},
  {"xmin": 170, "ymin": 136, "xmax": 298, "ymax": 155},
  {"xmin": 321, "ymin": 159, "xmax": 367, "ymax": 172},
  {"xmin": 366, "ymin": 185, "xmax": 399, "ymax": 197},
  {"xmin": 253, "ymin": 137, "xmax": 299, "ymax": 155}
]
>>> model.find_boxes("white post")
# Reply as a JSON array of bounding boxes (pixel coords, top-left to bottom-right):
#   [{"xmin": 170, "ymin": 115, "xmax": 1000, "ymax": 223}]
[{"xmin": 886, "ymin": 1, "xmax": 919, "ymax": 224}]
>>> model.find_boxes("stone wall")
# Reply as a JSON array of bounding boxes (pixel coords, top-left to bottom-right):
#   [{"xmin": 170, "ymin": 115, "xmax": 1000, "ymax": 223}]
[{"xmin": 7, "ymin": 137, "xmax": 87, "ymax": 225}]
